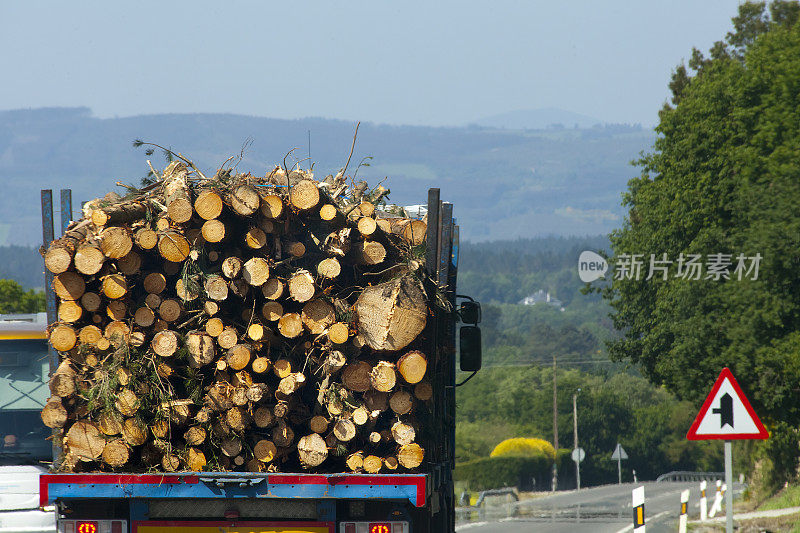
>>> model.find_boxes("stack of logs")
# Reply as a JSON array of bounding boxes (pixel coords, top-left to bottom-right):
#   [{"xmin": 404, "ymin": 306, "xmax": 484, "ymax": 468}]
[{"xmin": 41, "ymin": 158, "xmax": 435, "ymax": 474}]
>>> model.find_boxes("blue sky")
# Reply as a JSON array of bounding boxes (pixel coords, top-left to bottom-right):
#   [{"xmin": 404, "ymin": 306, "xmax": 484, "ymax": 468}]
[{"xmin": 1, "ymin": 0, "xmax": 742, "ymax": 127}]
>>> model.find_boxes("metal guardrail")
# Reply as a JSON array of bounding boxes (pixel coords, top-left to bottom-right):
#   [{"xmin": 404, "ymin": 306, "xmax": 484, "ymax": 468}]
[
  {"xmin": 656, "ymin": 471, "xmax": 724, "ymax": 482},
  {"xmin": 457, "ymin": 487, "xmax": 519, "ymax": 523}
]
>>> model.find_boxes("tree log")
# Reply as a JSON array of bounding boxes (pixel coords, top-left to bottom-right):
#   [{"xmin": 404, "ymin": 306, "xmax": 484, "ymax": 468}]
[
  {"xmin": 217, "ymin": 326, "xmax": 238, "ymax": 349},
  {"xmin": 102, "ymin": 439, "xmax": 130, "ymax": 467},
  {"xmin": 205, "ymin": 275, "xmax": 229, "ymax": 301},
  {"xmin": 41, "ymin": 399, "xmax": 68, "ymax": 428},
  {"xmin": 397, "ymin": 350, "xmax": 427, "ymax": 384},
  {"xmin": 260, "ymin": 194, "xmax": 284, "ymax": 219},
  {"xmin": 226, "ymin": 344, "xmax": 252, "ymax": 371},
  {"xmin": 229, "ymin": 185, "xmax": 261, "ymax": 216},
  {"xmin": 201, "ymin": 219, "xmax": 226, "ymax": 243},
  {"xmin": 151, "ymin": 330, "xmax": 179, "ymax": 357},
  {"xmin": 135, "ymin": 228, "xmax": 158, "ymax": 250},
  {"xmin": 158, "ymin": 231, "xmax": 191, "ymax": 262},
  {"xmin": 298, "ymin": 433, "xmax": 328, "ymax": 467},
  {"xmin": 352, "ymin": 241, "xmax": 386, "ymax": 265},
  {"xmin": 242, "ymin": 257, "xmax": 270, "ymax": 286},
  {"xmin": 277, "ymin": 312, "xmax": 303, "ymax": 338},
  {"xmin": 53, "ymin": 272, "xmax": 85, "ymax": 301},
  {"xmin": 101, "ymin": 227, "xmax": 133, "ymax": 259},
  {"xmin": 290, "ymin": 180, "xmax": 320, "ymax": 210},
  {"xmin": 74, "ymin": 244, "xmax": 105, "ymax": 275},
  {"xmin": 341, "ymin": 361, "xmax": 372, "ymax": 393},
  {"xmin": 102, "ymin": 274, "xmax": 128, "ymax": 299},
  {"xmin": 254, "ymin": 439, "xmax": 278, "ymax": 463},
  {"xmin": 370, "ymin": 361, "xmax": 397, "ymax": 392},
  {"xmin": 261, "ymin": 278, "xmax": 284, "ymax": 300},
  {"xmin": 194, "ymin": 190, "xmax": 223, "ymax": 220},
  {"xmin": 398, "ymin": 443, "xmax": 424, "ymax": 469},
  {"xmin": 288, "ymin": 270, "xmax": 315, "ymax": 302},
  {"xmin": 389, "ymin": 390, "xmax": 413, "ymax": 415},
  {"xmin": 66, "ymin": 421, "xmax": 106, "ymax": 461},
  {"xmin": 355, "ymin": 275, "xmax": 426, "ymax": 351},
  {"xmin": 186, "ymin": 331, "xmax": 215, "ymax": 367},
  {"xmin": 301, "ymin": 299, "xmax": 335, "ymax": 334},
  {"xmin": 363, "ymin": 455, "xmax": 382, "ymax": 474}
]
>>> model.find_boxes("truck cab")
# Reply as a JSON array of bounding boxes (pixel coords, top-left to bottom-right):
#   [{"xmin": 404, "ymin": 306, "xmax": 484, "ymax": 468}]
[{"xmin": 0, "ymin": 312, "xmax": 57, "ymax": 533}]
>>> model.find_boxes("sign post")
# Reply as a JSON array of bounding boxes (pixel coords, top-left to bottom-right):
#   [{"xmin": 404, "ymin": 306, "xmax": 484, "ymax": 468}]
[
  {"xmin": 571, "ymin": 447, "xmax": 585, "ymax": 489},
  {"xmin": 687, "ymin": 368, "xmax": 768, "ymax": 533},
  {"xmin": 611, "ymin": 443, "xmax": 628, "ymax": 485}
]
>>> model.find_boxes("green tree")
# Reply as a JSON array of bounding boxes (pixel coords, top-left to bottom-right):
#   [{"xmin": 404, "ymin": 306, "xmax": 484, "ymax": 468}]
[
  {"xmin": 0, "ymin": 279, "xmax": 45, "ymax": 313},
  {"xmin": 601, "ymin": 0, "xmax": 800, "ymax": 467}
]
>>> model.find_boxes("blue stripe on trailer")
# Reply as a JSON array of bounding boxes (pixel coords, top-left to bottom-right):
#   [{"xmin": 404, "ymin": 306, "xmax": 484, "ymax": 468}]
[{"xmin": 41, "ymin": 473, "xmax": 428, "ymax": 507}]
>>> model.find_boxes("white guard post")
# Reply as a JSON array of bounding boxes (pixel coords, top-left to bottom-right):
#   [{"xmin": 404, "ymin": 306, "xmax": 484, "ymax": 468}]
[
  {"xmin": 709, "ymin": 480, "xmax": 722, "ymax": 517},
  {"xmin": 699, "ymin": 480, "xmax": 708, "ymax": 521},
  {"xmin": 679, "ymin": 489, "xmax": 689, "ymax": 533},
  {"xmin": 632, "ymin": 485, "xmax": 646, "ymax": 533}
]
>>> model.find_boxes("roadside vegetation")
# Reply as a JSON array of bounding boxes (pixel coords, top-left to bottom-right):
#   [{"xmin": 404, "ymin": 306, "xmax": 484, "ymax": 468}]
[{"xmin": 600, "ymin": 0, "xmax": 800, "ymax": 502}]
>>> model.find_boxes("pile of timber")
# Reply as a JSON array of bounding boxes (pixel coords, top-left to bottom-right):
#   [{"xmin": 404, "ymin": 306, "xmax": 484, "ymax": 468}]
[{"xmin": 41, "ymin": 158, "xmax": 434, "ymax": 474}]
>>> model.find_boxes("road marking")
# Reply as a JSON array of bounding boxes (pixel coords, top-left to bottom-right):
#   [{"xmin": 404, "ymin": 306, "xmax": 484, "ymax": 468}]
[
  {"xmin": 455, "ymin": 522, "xmax": 488, "ymax": 531},
  {"xmin": 614, "ymin": 510, "xmax": 670, "ymax": 533}
]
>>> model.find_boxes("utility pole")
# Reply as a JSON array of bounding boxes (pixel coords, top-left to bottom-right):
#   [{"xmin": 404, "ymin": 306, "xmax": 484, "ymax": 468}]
[
  {"xmin": 552, "ymin": 354, "xmax": 558, "ymax": 492},
  {"xmin": 573, "ymin": 389, "xmax": 581, "ymax": 490}
]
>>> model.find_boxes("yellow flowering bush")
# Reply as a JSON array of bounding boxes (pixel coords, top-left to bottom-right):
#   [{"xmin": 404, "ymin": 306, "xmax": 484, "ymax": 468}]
[{"xmin": 490, "ymin": 438, "xmax": 555, "ymax": 460}]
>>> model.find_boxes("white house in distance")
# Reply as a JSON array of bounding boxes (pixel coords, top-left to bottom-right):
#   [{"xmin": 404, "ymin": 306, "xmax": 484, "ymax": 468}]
[{"xmin": 519, "ymin": 290, "xmax": 564, "ymax": 310}]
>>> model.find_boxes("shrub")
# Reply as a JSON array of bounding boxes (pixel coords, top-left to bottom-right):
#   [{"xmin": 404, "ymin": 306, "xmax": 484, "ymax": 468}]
[{"xmin": 490, "ymin": 437, "xmax": 555, "ymax": 460}]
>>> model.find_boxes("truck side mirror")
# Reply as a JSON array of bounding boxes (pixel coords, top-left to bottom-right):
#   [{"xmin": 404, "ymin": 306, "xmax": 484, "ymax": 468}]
[{"xmin": 460, "ymin": 325, "xmax": 482, "ymax": 372}]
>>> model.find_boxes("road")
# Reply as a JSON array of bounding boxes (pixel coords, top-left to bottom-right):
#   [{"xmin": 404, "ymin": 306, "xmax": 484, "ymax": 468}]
[{"xmin": 456, "ymin": 481, "xmax": 739, "ymax": 533}]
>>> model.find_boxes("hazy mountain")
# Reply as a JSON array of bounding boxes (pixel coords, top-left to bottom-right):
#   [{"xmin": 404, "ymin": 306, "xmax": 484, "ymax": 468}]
[
  {"xmin": 472, "ymin": 108, "xmax": 604, "ymax": 130},
  {"xmin": 0, "ymin": 107, "xmax": 654, "ymax": 245}
]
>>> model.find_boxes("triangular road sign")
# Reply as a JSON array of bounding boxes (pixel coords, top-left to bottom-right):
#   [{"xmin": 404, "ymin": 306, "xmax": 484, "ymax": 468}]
[{"xmin": 687, "ymin": 367, "xmax": 769, "ymax": 440}]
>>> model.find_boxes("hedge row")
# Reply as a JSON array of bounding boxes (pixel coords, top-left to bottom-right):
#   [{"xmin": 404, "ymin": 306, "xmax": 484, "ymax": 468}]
[{"xmin": 455, "ymin": 449, "xmax": 572, "ymax": 491}]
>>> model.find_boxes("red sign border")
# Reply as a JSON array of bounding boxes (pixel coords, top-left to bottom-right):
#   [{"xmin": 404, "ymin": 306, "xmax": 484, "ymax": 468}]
[{"xmin": 686, "ymin": 367, "xmax": 769, "ymax": 440}]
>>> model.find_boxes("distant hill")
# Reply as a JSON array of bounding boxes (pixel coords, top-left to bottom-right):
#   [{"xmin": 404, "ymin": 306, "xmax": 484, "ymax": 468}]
[
  {"xmin": 0, "ymin": 107, "xmax": 654, "ymax": 245},
  {"xmin": 472, "ymin": 108, "xmax": 603, "ymax": 130}
]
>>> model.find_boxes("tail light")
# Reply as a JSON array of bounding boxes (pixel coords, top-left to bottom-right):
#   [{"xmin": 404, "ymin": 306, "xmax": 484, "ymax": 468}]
[{"xmin": 59, "ymin": 520, "xmax": 126, "ymax": 533}]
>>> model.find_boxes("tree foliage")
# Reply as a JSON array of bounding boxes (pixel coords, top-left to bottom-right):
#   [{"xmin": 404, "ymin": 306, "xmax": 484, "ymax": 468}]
[
  {"xmin": 0, "ymin": 279, "xmax": 45, "ymax": 313},
  {"xmin": 603, "ymin": 2, "xmax": 800, "ymax": 429}
]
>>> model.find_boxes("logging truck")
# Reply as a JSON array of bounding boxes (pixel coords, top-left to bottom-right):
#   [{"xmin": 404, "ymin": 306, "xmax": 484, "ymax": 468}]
[{"xmin": 37, "ymin": 184, "xmax": 482, "ymax": 533}]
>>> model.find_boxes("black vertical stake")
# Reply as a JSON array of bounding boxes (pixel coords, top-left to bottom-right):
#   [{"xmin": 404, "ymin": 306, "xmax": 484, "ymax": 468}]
[
  {"xmin": 60, "ymin": 189, "xmax": 73, "ymax": 235},
  {"xmin": 438, "ymin": 202, "xmax": 455, "ymax": 533},
  {"xmin": 41, "ymin": 189, "xmax": 62, "ymax": 467}
]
